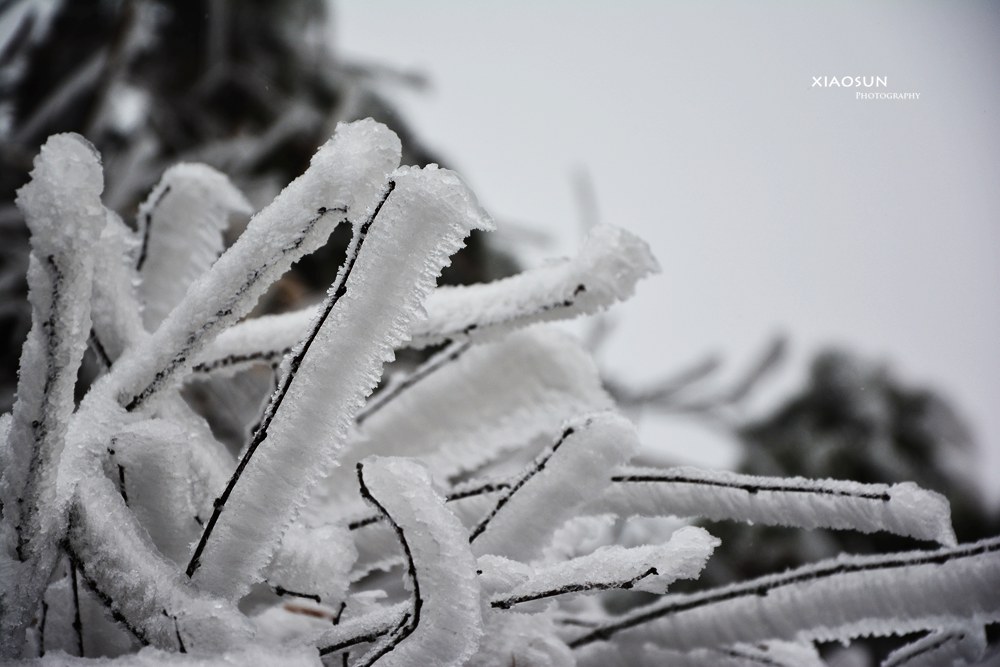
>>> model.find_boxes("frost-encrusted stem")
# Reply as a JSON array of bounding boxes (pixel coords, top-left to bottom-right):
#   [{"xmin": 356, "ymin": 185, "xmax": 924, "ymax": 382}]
[
  {"xmin": 355, "ymin": 339, "xmax": 470, "ymax": 425},
  {"xmin": 569, "ymin": 536, "xmax": 1000, "ymax": 651},
  {"xmin": 490, "ymin": 526, "xmax": 718, "ymax": 610},
  {"xmin": 89, "ymin": 211, "xmax": 146, "ymax": 365},
  {"xmin": 185, "ymin": 182, "xmax": 393, "ymax": 580},
  {"xmin": 594, "ymin": 466, "xmax": 955, "ymax": 545},
  {"xmin": 122, "ymin": 205, "xmax": 346, "ymax": 411},
  {"xmin": 353, "ymin": 457, "xmax": 482, "ymax": 667},
  {"xmin": 470, "ymin": 412, "xmax": 639, "ymax": 561},
  {"xmin": 315, "ymin": 602, "xmax": 408, "ymax": 657},
  {"xmin": 191, "ymin": 224, "xmax": 658, "ymax": 378},
  {"xmin": 1, "ymin": 134, "xmax": 106, "ymax": 657},
  {"xmin": 882, "ymin": 626, "xmax": 986, "ymax": 667},
  {"xmin": 353, "ymin": 462, "xmax": 422, "ymax": 666},
  {"xmin": 469, "ymin": 425, "xmax": 577, "ymax": 544},
  {"xmin": 133, "ymin": 164, "xmax": 252, "ymax": 331},
  {"xmin": 322, "ymin": 328, "xmax": 612, "ymax": 512}
]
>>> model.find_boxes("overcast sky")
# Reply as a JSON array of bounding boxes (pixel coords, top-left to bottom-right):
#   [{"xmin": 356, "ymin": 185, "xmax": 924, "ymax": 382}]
[{"xmin": 337, "ymin": 1, "xmax": 1000, "ymax": 502}]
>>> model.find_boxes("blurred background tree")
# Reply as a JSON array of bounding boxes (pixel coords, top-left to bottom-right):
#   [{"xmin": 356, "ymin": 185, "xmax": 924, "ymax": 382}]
[{"xmin": 0, "ymin": 0, "xmax": 516, "ymax": 414}]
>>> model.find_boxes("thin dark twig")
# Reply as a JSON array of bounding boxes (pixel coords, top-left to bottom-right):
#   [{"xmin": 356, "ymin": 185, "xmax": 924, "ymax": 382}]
[
  {"xmin": 491, "ymin": 567, "xmax": 659, "ymax": 609},
  {"xmin": 610, "ymin": 472, "xmax": 891, "ymax": 502},
  {"xmin": 38, "ymin": 599, "xmax": 48, "ymax": 657},
  {"xmin": 355, "ymin": 339, "xmax": 470, "ymax": 425},
  {"xmin": 70, "ymin": 561, "xmax": 84, "ymax": 657},
  {"xmin": 135, "ymin": 184, "xmax": 172, "ymax": 272},
  {"xmin": 349, "ymin": 480, "xmax": 509, "ymax": 531},
  {"xmin": 469, "ymin": 423, "xmax": 582, "ymax": 543},
  {"xmin": 272, "ymin": 584, "xmax": 321, "ymax": 604}
]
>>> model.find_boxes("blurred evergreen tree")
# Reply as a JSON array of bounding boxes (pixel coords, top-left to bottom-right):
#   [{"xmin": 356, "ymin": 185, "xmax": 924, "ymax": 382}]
[
  {"xmin": 702, "ymin": 349, "xmax": 998, "ymax": 585},
  {"xmin": 0, "ymin": 0, "xmax": 516, "ymax": 411}
]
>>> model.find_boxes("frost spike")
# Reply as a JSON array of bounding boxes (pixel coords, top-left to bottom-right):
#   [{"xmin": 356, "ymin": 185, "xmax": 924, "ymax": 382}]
[
  {"xmin": 105, "ymin": 119, "xmax": 401, "ymax": 412},
  {"xmin": 187, "ymin": 164, "xmax": 492, "ymax": 601},
  {"xmin": 135, "ymin": 163, "xmax": 252, "ymax": 331},
  {"xmin": 593, "ymin": 466, "xmax": 956, "ymax": 545},
  {"xmin": 470, "ymin": 411, "xmax": 639, "ymax": 561},
  {"xmin": 189, "ymin": 224, "xmax": 659, "ymax": 377},
  {"xmin": 352, "ymin": 457, "xmax": 482, "ymax": 667},
  {"xmin": 1, "ymin": 133, "xmax": 106, "ymax": 657},
  {"xmin": 569, "ymin": 536, "xmax": 1000, "ymax": 651}
]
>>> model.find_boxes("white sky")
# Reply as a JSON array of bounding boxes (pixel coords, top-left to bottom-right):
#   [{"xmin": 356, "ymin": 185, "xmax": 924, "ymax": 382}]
[{"xmin": 336, "ymin": 1, "xmax": 1000, "ymax": 503}]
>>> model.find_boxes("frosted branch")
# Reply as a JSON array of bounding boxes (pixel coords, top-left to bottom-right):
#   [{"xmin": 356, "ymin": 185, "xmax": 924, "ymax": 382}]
[
  {"xmin": 189, "ymin": 224, "xmax": 658, "ymax": 378},
  {"xmin": 489, "ymin": 526, "xmax": 718, "ymax": 609},
  {"xmin": 1, "ymin": 134, "xmax": 107, "ymax": 654},
  {"xmin": 318, "ymin": 327, "xmax": 612, "ymax": 514},
  {"xmin": 593, "ymin": 466, "xmax": 956, "ymax": 545},
  {"xmin": 470, "ymin": 412, "xmax": 639, "ymax": 561},
  {"xmin": 134, "ymin": 163, "xmax": 252, "ymax": 331},
  {"xmin": 569, "ymin": 536, "xmax": 1000, "ymax": 651},
  {"xmin": 352, "ymin": 457, "xmax": 482, "ymax": 667}
]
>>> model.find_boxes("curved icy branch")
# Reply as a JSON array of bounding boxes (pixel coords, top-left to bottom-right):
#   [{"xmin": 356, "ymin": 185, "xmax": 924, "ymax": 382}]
[
  {"xmin": 314, "ymin": 602, "xmax": 408, "ymax": 659},
  {"xmin": 189, "ymin": 224, "xmax": 658, "ymax": 378},
  {"xmin": 134, "ymin": 163, "xmax": 252, "ymax": 331},
  {"xmin": 20, "ymin": 645, "xmax": 325, "ymax": 666},
  {"xmin": 576, "ymin": 639, "xmax": 827, "ymax": 667},
  {"xmin": 569, "ymin": 536, "xmax": 1000, "ymax": 651},
  {"xmin": 352, "ymin": 457, "xmax": 482, "ymax": 667},
  {"xmin": 1, "ymin": 133, "xmax": 106, "ymax": 656},
  {"xmin": 90, "ymin": 211, "xmax": 146, "ymax": 364}
]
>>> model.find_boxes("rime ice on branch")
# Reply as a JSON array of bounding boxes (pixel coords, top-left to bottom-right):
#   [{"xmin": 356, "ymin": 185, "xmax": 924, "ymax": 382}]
[{"xmin": 0, "ymin": 120, "xmax": 995, "ymax": 665}]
